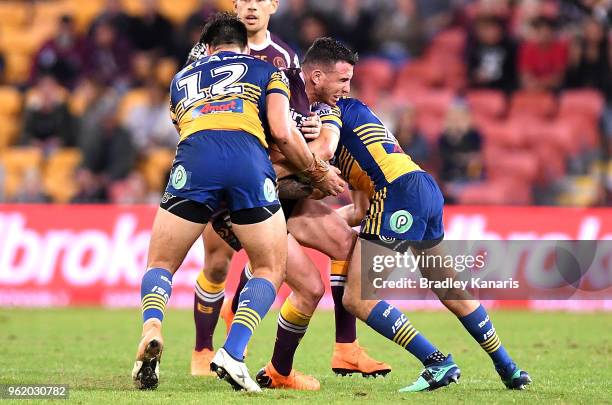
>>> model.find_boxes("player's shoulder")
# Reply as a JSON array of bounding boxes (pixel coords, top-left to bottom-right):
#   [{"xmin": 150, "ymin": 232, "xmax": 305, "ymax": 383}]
[
  {"xmin": 338, "ymin": 97, "xmax": 369, "ymax": 111},
  {"xmin": 312, "ymin": 102, "xmax": 341, "ymax": 117},
  {"xmin": 269, "ymin": 32, "xmax": 300, "ymax": 67},
  {"xmin": 269, "ymin": 33, "xmax": 296, "ymax": 54}
]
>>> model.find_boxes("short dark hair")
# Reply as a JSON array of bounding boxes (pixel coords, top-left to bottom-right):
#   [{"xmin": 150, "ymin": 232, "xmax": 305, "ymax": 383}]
[
  {"xmin": 199, "ymin": 12, "xmax": 248, "ymax": 49},
  {"xmin": 302, "ymin": 37, "xmax": 358, "ymax": 68}
]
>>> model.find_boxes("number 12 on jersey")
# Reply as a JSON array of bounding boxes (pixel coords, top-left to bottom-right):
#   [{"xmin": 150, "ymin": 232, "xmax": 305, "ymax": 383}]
[{"xmin": 176, "ymin": 63, "xmax": 248, "ymax": 109}]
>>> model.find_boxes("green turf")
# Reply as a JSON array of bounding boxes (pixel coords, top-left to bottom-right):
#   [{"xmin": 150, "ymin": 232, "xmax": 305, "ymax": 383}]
[{"xmin": 0, "ymin": 308, "xmax": 610, "ymax": 404}]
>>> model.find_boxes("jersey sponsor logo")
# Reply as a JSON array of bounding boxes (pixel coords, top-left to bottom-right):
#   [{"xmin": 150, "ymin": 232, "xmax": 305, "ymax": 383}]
[
  {"xmin": 192, "ymin": 99, "xmax": 244, "ymax": 117},
  {"xmin": 273, "ymin": 56, "xmax": 287, "ymax": 69},
  {"xmin": 161, "ymin": 192, "xmax": 173, "ymax": 204},
  {"xmin": 290, "ymin": 108, "xmax": 306, "ymax": 128},
  {"xmin": 263, "ymin": 178, "xmax": 277, "ymax": 202},
  {"xmin": 390, "ymin": 210, "xmax": 413, "ymax": 234},
  {"xmin": 171, "ymin": 165, "xmax": 188, "ymax": 190},
  {"xmin": 478, "ymin": 315, "xmax": 490, "ymax": 328},
  {"xmin": 382, "ymin": 304, "xmax": 394, "ymax": 317}
]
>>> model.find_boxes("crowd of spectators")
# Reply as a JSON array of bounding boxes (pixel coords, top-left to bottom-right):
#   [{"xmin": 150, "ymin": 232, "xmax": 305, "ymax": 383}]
[{"xmin": 0, "ymin": 0, "xmax": 610, "ymax": 205}]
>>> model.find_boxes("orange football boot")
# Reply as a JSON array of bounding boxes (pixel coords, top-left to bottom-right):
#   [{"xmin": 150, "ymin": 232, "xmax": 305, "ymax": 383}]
[
  {"xmin": 220, "ymin": 298, "xmax": 234, "ymax": 335},
  {"xmin": 255, "ymin": 362, "xmax": 320, "ymax": 391},
  {"xmin": 190, "ymin": 348, "xmax": 216, "ymax": 376},
  {"xmin": 132, "ymin": 319, "xmax": 164, "ymax": 389},
  {"xmin": 331, "ymin": 340, "xmax": 391, "ymax": 377}
]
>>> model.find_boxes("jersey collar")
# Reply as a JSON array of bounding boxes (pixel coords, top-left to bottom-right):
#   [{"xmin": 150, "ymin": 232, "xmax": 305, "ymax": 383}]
[{"xmin": 248, "ymin": 30, "xmax": 272, "ymax": 51}]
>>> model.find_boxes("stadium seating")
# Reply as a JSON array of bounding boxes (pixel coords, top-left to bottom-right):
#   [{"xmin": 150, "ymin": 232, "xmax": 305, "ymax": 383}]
[
  {"xmin": 485, "ymin": 147, "xmax": 539, "ymax": 184},
  {"xmin": 156, "ymin": 58, "xmax": 179, "ymax": 87},
  {"xmin": 0, "ymin": 120, "xmax": 19, "ymax": 152},
  {"xmin": 480, "ymin": 121, "xmax": 525, "ymax": 148},
  {"xmin": 353, "ymin": 58, "xmax": 395, "ymax": 106},
  {"xmin": 141, "ymin": 148, "xmax": 174, "ymax": 192},
  {"xmin": 118, "ymin": 89, "xmax": 149, "ymax": 122},
  {"xmin": 509, "ymin": 90, "xmax": 557, "ymax": 119},
  {"xmin": 559, "ymin": 89, "xmax": 605, "ymax": 120},
  {"xmin": 0, "ymin": 86, "xmax": 23, "ymax": 116},
  {"xmin": 0, "ymin": 87, "xmax": 22, "ymax": 151},
  {"xmin": 429, "ymin": 29, "xmax": 466, "ymax": 57},
  {"xmin": 393, "ymin": 60, "xmax": 444, "ymax": 98},
  {"xmin": 457, "ymin": 178, "xmax": 532, "ymax": 205},
  {"xmin": 0, "ymin": 147, "xmax": 43, "ymax": 198},
  {"xmin": 466, "ymin": 90, "xmax": 507, "ymax": 120},
  {"xmin": 0, "ymin": 2, "xmax": 29, "ymax": 28},
  {"xmin": 159, "ymin": 0, "xmax": 199, "ymax": 24},
  {"xmin": 43, "ymin": 147, "xmax": 82, "ymax": 202}
]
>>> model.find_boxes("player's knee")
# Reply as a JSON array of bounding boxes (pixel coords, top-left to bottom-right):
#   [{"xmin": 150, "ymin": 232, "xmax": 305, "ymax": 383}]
[
  {"xmin": 305, "ymin": 279, "xmax": 325, "ymax": 304},
  {"xmin": 334, "ymin": 230, "xmax": 357, "ymax": 260},
  {"xmin": 203, "ymin": 264, "xmax": 228, "ymax": 285},
  {"xmin": 293, "ymin": 281, "xmax": 324, "ymax": 313},
  {"xmin": 205, "ymin": 254, "xmax": 231, "ymax": 281}
]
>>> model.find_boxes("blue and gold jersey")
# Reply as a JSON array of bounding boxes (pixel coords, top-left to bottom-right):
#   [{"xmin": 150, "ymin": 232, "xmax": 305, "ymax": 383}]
[
  {"xmin": 317, "ymin": 98, "xmax": 422, "ymax": 197},
  {"xmin": 170, "ymin": 51, "xmax": 290, "ymax": 148}
]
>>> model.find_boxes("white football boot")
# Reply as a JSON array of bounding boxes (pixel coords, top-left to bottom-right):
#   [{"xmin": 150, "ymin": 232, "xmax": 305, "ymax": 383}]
[{"xmin": 210, "ymin": 348, "xmax": 261, "ymax": 392}]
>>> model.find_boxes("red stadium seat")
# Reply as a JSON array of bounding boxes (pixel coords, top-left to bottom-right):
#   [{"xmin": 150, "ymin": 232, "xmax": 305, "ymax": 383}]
[
  {"xmin": 354, "ymin": 58, "xmax": 395, "ymax": 92},
  {"xmin": 525, "ymin": 122, "xmax": 575, "ymax": 156},
  {"xmin": 416, "ymin": 113, "xmax": 445, "ymax": 144},
  {"xmin": 559, "ymin": 89, "xmax": 604, "ymax": 121},
  {"xmin": 532, "ymin": 144, "xmax": 567, "ymax": 183},
  {"xmin": 394, "ymin": 60, "xmax": 444, "ymax": 91},
  {"xmin": 466, "ymin": 90, "xmax": 507, "ymax": 120},
  {"xmin": 485, "ymin": 148, "xmax": 539, "ymax": 183},
  {"xmin": 409, "ymin": 90, "xmax": 455, "ymax": 118},
  {"xmin": 429, "ymin": 29, "xmax": 466, "ymax": 57},
  {"xmin": 353, "ymin": 58, "xmax": 396, "ymax": 106},
  {"xmin": 509, "ymin": 90, "xmax": 557, "ymax": 119},
  {"xmin": 555, "ymin": 115, "xmax": 600, "ymax": 150},
  {"xmin": 457, "ymin": 179, "xmax": 532, "ymax": 205},
  {"xmin": 480, "ymin": 121, "xmax": 525, "ymax": 148}
]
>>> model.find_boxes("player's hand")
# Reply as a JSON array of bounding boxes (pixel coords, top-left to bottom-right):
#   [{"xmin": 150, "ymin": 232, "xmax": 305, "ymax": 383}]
[
  {"xmin": 313, "ymin": 165, "xmax": 345, "ymax": 196},
  {"xmin": 300, "ymin": 112, "xmax": 321, "ymax": 140},
  {"xmin": 186, "ymin": 43, "xmax": 205, "ymax": 64}
]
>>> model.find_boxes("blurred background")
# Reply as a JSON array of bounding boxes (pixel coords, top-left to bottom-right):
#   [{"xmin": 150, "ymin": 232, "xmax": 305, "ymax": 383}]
[{"xmin": 0, "ymin": 0, "xmax": 610, "ymax": 207}]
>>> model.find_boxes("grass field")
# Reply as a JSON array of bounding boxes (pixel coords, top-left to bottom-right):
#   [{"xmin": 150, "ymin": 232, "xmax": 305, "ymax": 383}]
[{"xmin": 1, "ymin": 308, "xmax": 610, "ymax": 404}]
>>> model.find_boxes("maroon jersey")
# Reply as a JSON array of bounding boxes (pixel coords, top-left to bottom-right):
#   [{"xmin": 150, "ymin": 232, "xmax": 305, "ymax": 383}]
[
  {"xmin": 249, "ymin": 31, "xmax": 310, "ymax": 130},
  {"xmin": 283, "ymin": 68, "xmax": 311, "ymax": 129},
  {"xmin": 249, "ymin": 31, "xmax": 300, "ymax": 69}
]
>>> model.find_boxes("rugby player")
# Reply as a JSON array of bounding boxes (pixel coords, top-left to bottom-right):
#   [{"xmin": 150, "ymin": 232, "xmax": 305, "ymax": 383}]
[
  {"xmin": 190, "ymin": 0, "xmax": 391, "ymax": 385},
  {"xmin": 303, "ymin": 38, "xmax": 532, "ymax": 392},
  {"xmin": 131, "ymin": 13, "xmax": 343, "ymax": 392}
]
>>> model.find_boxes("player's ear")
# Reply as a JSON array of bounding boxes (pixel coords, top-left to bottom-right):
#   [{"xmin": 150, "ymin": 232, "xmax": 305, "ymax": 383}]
[
  {"xmin": 270, "ymin": 0, "xmax": 279, "ymax": 14},
  {"xmin": 205, "ymin": 44, "xmax": 212, "ymax": 55},
  {"xmin": 312, "ymin": 69, "xmax": 323, "ymax": 85}
]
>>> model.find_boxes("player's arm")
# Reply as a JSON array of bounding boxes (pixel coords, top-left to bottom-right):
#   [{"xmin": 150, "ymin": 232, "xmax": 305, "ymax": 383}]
[
  {"xmin": 271, "ymin": 116, "xmax": 333, "ymax": 176},
  {"xmin": 309, "ymin": 105, "xmax": 342, "ymax": 161},
  {"xmin": 307, "ymin": 124, "xmax": 340, "ymax": 161},
  {"xmin": 336, "ymin": 189, "xmax": 370, "ymax": 227},
  {"xmin": 266, "ymin": 92, "xmax": 343, "ymax": 196}
]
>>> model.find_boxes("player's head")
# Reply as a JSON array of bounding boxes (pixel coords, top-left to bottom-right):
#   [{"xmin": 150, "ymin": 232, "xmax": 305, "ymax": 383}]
[
  {"xmin": 200, "ymin": 12, "xmax": 249, "ymax": 54},
  {"xmin": 302, "ymin": 37, "xmax": 357, "ymax": 106},
  {"xmin": 234, "ymin": 0, "xmax": 279, "ymax": 35}
]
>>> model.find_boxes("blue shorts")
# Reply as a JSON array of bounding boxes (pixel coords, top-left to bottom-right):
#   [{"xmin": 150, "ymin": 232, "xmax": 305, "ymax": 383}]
[
  {"xmin": 165, "ymin": 130, "xmax": 278, "ymax": 213},
  {"xmin": 360, "ymin": 171, "xmax": 444, "ymax": 244}
]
